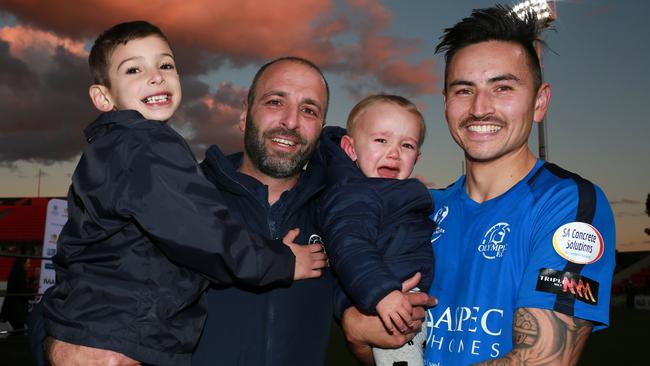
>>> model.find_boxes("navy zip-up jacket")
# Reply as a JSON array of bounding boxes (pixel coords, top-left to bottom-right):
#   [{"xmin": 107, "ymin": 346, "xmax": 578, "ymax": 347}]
[
  {"xmin": 318, "ymin": 126, "xmax": 435, "ymax": 315},
  {"xmin": 43, "ymin": 111, "xmax": 294, "ymax": 366},
  {"xmin": 192, "ymin": 144, "xmax": 335, "ymax": 366}
]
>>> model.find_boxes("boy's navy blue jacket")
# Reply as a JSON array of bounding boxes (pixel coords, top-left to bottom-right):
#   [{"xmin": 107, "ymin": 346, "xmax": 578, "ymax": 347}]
[
  {"xmin": 192, "ymin": 144, "xmax": 335, "ymax": 366},
  {"xmin": 318, "ymin": 126, "xmax": 435, "ymax": 315},
  {"xmin": 42, "ymin": 110, "xmax": 295, "ymax": 366}
]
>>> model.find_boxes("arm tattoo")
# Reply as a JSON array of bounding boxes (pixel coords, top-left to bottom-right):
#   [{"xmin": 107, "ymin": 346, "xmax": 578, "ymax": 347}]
[{"xmin": 477, "ymin": 308, "xmax": 593, "ymax": 366}]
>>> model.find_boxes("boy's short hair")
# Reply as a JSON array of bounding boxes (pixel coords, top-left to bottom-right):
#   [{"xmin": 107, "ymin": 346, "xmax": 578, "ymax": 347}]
[
  {"xmin": 89, "ymin": 20, "xmax": 170, "ymax": 88},
  {"xmin": 346, "ymin": 94, "xmax": 427, "ymax": 146}
]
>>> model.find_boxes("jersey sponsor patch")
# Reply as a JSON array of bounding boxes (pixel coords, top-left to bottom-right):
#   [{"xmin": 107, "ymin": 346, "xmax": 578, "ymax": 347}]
[
  {"xmin": 536, "ymin": 268, "xmax": 599, "ymax": 305},
  {"xmin": 552, "ymin": 222, "xmax": 603, "ymax": 264}
]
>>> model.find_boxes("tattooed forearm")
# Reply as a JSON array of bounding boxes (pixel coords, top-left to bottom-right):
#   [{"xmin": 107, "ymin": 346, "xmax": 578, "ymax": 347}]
[{"xmin": 476, "ymin": 308, "xmax": 593, "ymax": 366}]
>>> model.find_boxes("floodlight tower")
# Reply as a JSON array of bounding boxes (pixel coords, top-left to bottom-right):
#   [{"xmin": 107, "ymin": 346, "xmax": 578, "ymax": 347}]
[{"xmin": 512, "ymin": 0, "xmax": 556, "ymax": 161}]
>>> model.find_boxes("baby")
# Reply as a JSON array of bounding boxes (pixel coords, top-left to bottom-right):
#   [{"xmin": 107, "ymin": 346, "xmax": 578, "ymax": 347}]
[{"xmin": 319, "ymin": 94, "xmax": 435, "ymax": 365}]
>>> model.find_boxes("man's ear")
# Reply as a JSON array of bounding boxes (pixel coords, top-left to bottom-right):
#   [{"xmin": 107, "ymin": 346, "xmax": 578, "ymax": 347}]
[
  {"xmin": 239, "ymin": 101, "xmax": 248, "ymax": 132},
  {"xmin": 340, "ymin": 135, "xmax": 357, "ymax": 161},
  {"xmin": 89, "ymin": 85, "xmax": 114, "ymax": 112},
  {"xmin": 533, "ymin": 83, "xmax": 551, "ymax": 123}
]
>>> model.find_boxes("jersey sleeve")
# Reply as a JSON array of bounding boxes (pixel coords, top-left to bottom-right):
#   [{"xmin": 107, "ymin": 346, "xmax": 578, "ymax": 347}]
[
  {"xmin": 320, "ymin": 183, "xmax": 402, "ymax": 314},
  {"xmin": 515, "ymin": 180, "xmax": 615, "ymax": 330},
  {"xmin": 103, "ymin": 127, "xmax": 294, "ymax": 287}
]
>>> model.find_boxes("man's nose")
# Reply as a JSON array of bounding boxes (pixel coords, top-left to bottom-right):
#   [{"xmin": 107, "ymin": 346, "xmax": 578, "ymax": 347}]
[
  {"xmin": 280, "ymin": 107, "xmax": 299, "ymax": 130},
  {"xmin": 469, "ymin": 90, "xmax": 495, "ymax": 118}
]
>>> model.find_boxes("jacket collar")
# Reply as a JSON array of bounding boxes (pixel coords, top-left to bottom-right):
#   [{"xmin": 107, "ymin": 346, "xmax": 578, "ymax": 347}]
[
  {"xmin": 317, "ymin": 126, "xmax": 365, "ymax": 184},
  {"xmin": 84, "ymin": 110, "xmax": 144, "ymax": 143},
  {"xmin": 201, "ymin": 144, "xmax": 326, "ymax": 209}
]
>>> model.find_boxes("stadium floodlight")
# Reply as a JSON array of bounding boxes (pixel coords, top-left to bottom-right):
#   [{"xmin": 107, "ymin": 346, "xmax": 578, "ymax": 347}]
[
  {"xmin": 512, "ymin": 0, "xmax": 555, "ymax": 27},
  {"xmin": 512, "ymin": 0, "xmax": 556, "ymax": 160}
]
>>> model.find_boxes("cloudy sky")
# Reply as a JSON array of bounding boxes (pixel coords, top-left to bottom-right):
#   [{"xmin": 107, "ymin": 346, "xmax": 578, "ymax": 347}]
[{"xmin": 0, "ymin": 0, "xmax": 648, "ymax": 252}]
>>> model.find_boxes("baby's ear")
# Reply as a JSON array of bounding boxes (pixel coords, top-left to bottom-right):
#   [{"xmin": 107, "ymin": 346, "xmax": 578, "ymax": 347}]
[
  {"xmin": 340, "ymin": 135, "xmax": 357, "ymax": 161},
  {"xmin": 89, "ymin": 84, "xmax": 115, "ymax": 112}
]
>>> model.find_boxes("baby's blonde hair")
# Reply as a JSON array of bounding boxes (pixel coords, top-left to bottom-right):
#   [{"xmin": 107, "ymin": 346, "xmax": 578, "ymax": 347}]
[{"xmin": 346, "ymin": 94, "xmax": 426, "ymax": 146}]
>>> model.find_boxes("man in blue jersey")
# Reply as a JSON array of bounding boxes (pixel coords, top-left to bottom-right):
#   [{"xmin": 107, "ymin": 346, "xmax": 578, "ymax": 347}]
[
  {"xmin": 422, "ymin": 5, "xmax": 616, "ymax": 365},
  {"xmin": 343, "ymin": 4, "xmax": 615, "ymax": 366}
]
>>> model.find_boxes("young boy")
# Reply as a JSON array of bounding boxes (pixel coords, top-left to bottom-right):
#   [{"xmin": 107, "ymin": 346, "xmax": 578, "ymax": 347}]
[
  {"xmin": 42, "ymin": 21, "xmax": 326, "ymax": 366},
  {"xmin": 319, "ymin": 94, "xmax": 435, "ymax": 365}
]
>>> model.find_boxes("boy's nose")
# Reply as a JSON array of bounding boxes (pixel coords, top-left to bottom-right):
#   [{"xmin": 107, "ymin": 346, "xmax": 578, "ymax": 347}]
[{"xmin": 149, "ymin": 71, "xmax": 164, "ymax": 85}]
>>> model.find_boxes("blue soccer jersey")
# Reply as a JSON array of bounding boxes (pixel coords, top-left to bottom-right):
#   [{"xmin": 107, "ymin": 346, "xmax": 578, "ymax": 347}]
[{"xmin": 423, "ymin": 160, "xmax": 615, "ymax": 366}]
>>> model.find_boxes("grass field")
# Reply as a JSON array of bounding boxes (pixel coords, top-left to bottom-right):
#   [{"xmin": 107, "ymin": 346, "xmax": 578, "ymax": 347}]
[{"xmin": 324, "ymin": 306, "xmax": 650, "ymax": 365}]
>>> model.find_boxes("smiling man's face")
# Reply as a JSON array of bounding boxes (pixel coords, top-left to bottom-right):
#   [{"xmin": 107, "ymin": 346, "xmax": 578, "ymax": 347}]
[{"xmin": 240, "ymin": 60, "xmax": 327, "ymax": 178}]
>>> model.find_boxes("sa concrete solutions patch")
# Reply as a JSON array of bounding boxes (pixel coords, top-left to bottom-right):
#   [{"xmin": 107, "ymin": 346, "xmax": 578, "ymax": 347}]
[{"xmin": 552, "ymin": 222, "xmax": 604, "ymax": 264}]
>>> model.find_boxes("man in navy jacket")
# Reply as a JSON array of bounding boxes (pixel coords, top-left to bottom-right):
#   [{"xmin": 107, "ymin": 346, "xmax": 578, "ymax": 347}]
[{"xmin": 192, "ymin": 56, "xmax": 335, "ymax": 365}]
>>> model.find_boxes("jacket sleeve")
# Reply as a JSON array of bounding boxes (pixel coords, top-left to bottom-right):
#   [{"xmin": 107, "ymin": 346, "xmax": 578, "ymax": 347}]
[
  {"xmin": 320, "ymin": 183, "xmax": 401, "ymax": 314},
  {"xmin": 103, "ymin": 127, "xmax": 294, "ymax": 287}
]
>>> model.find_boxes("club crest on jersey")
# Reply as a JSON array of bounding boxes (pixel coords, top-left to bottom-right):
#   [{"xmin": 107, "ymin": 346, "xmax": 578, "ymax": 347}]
[
  {"xmin": 430, "ymin": 205, "xmax": 449, "ymax": 243},
  {"xmin": 552, "ymin": 222, "xmax": 603, "ymax": 264},
  {"xmin": 478, "ymin": 222, "xmax": 510, "ymax": 259}
]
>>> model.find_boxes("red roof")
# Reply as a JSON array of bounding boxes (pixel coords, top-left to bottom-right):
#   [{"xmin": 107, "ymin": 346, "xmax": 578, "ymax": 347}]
[{"xmin": 0, "ymin": 197, "xmax": 50, "ymax": 242}]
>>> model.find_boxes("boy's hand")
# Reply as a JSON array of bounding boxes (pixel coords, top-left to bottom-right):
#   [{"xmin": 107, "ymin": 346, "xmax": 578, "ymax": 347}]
[
  {"xmin": 282, "ymin": 228, "xmax": 327, "ymax": 280},
  {"xmin": 376, "ymin": 290, "xmax": 413, "ymax": 334}
]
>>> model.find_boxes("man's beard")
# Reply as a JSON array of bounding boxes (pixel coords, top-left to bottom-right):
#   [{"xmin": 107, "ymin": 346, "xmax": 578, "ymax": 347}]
[{"xmin": 243, "ymin": 114, "xmax": 317, "ymax": 179}]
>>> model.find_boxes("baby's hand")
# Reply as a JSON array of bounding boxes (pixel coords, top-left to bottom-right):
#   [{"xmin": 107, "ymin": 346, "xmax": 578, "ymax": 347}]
[
  {"xmin": 282, "ymin": 228, "xmax": 327, "ymax": 280},
  {"xmin": 376, "ymin": 290, "xmax": 413, "ymax": 334}
]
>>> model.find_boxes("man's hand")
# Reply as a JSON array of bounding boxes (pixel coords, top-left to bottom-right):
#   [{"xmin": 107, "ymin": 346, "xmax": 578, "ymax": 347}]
[
  {"xmin": 46, "ymin": 337, "xmax": 140, "ymax": 366},
  {"xmin": 376, "ymin": 290, "xmax": 413, "ymax": 334},
  {"xmin": 282, "ymin": 228, "xmax": 327, "ymax": 280},
  {"xmin": 341, "ymin": 272, "xmax": 437, "ymax": 365}
]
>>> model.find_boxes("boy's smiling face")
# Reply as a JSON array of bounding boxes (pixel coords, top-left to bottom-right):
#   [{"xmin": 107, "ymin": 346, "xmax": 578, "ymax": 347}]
[{"xmin": 98, "ymin": 35, "xmax": 181, "ymax": 121}]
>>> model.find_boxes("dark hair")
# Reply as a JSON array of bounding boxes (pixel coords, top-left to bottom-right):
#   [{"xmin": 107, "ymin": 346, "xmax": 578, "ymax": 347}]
[
  {"xmin": 435, "ymin": 5, "xmax": 545, "ymax": 90},
  {"xmin": 346, "ymin": 94, "xmax": 427, "ymax": 146},
  {"xmin": 89, "ymin": 20, "xmax": 170, "ymax": 87},
  {"xmin": 247, "ymin": 56, "xmax": 330, "ymax": 122}
]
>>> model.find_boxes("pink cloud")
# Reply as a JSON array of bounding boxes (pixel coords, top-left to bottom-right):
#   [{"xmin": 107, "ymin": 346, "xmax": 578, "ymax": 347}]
[
  {"xmin": 0, "ymin": 25, "xmax": 86, "ymax": 58},
  {"xmin": 1, "ymin": 0, "xmax": 437, "ymax": 95},
  {"xmin": 0, "ymin": 0, "xmax": 439, "ymax": 164}
]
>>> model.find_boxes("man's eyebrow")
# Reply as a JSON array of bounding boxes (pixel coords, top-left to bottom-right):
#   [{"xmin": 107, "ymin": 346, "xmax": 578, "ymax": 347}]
[
  {"xmin": 448, "ymin": 73, "xmax": 522, "ymax": 88},
  {"xmin": 302, "ymin": 97, "xmax": 322, "ymax": 111},
  {"xmin": 447, "ymin": 79, "xmax": 475, "ymax": 88},
  {"xmin": 259, "ymin": 90, "xmax": 287, "ymax": 100},
  {"xmin": 258, "ymin": 92, "xmax": 322, "ymax": 110},
  {"xmin": 488, "ymin": 73, "xmax": 521, "ymax": 83}
]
